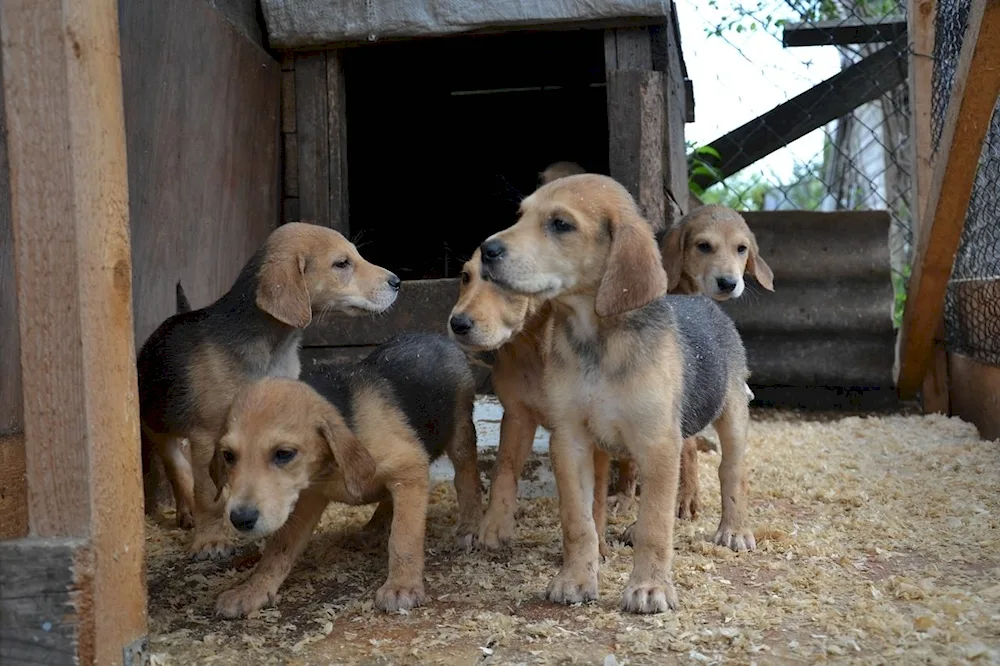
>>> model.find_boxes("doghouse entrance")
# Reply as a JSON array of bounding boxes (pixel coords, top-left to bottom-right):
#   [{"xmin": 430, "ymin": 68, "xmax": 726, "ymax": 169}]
[{"xmin": 343, "ymin": 30, "xmax": 610, "ymax": 281}]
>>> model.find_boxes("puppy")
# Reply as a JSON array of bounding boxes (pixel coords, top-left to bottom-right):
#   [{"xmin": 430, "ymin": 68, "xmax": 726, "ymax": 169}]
[
  {"xmin": 479, "ymin": 174, "xmax": 755, "ymax": 614},
  {"xmin": 211, "ymin": 333, "xmax": 482, "ymax": 617},
  {"xmin": 538, "ymin": 161, "xmax": 586, "ymax": 188},
  {"xmin": 612, "ymin": 204, "xmax": 774, "ymax": 519},
  {"xmin": 137, "ymin": 222, "xmax": 400, "ymax": 557}
]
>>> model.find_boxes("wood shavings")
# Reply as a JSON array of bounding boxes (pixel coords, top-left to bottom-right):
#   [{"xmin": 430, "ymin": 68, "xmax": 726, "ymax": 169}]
[{"xmin": 145, "ymin": 409, "xmax": 1000, "ymax": 665}]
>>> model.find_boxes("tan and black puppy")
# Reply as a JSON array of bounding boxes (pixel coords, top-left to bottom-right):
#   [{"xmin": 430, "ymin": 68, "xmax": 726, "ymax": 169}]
[
  {"xmin": 613, "ymin": 204, "xmax": 773, "ymax": 520},
  {"xmin": 137, "ymin": 222, "xmax": 400, "ymax": 558},
  {"xmin": 210, "ymin": 332, "xmax": 482, "ymax": 617},
  {"xmin": 478, "ymin": 174, "xmax": 755, "ymax": 614}
]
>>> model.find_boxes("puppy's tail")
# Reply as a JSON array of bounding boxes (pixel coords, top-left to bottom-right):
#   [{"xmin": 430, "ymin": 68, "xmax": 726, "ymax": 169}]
[{"xmin": 175, "ymin": 281, "xmax": 192, "ymax": 314}]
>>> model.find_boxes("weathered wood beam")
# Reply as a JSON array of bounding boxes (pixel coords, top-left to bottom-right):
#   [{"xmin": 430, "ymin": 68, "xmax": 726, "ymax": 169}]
[
  {"xmin": 0, "ymin": 0, "xmax": 148, "ymax": 661},
  {"xmin": 897, "ymin": 0, "xmax": 1000, "ymax": 399},
  {"xmin": 783, "ymin": 15, "xmax": 907, "ymax": 47}
]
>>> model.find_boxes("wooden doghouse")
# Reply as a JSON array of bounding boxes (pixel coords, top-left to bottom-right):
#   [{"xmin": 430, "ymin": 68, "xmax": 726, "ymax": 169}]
[{"xmin": 264, "ymin": 0, "xmax": 694, "ymax": 368}]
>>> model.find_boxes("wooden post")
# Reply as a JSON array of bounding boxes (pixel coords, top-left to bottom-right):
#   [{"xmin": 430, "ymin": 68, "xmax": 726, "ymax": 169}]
[
  {"xmin": 0, "ymin": 0, "xmax": 148, "ymax": 663},
  {"xmin": 897, "ymin": 0, "xmax": 1000, "ymax": 399},
  {"xmin": 907, "ymin": 0, "xmax": 949, "ymax": 413},
  {"xmin": 605, "ymin": 28, "xmax": 668, "ymax": 233},
  {"xmin": 294, "ymin": 50, "xmax": 349, "ymax": 235}
]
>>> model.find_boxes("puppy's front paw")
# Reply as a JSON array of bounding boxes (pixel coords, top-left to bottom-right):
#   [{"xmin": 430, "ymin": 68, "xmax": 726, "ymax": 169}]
[
  {"xmin": 477, "ymin": 507, "xmax": 515, "ymax": 550},
  {"xmin": 176, "ymin": 505, "xmax": 195, "ymax": 530},
  {"xmin": 375, "ymin": 580, "xmax": 425, "ymax": 612},
  {"xmin": 676, "ymin": 490, "xmax": 699, "ymax": 521},
  {"xmin": 455, "ymin": 529, "xmax": 477, "ymax": 552},
  {"xmin": 607, "ymin": 493, "xmax": 637, "ymax": 514},
  {"xmin": 712, "ymin": 524, "xmax": 756, "ymax": 552},
  {"xmin": 546, "ymin": 566, "xmax": 599, "ymax": 605},
  {"xmin": 621, "ymin": 580, "xmax": 678, "ymax": 614},
  {"xmin": 215, "ymin": 583, "xmax": 276, "ymax": 618},
  {"xmin": 190, "ymin": 530, "xmax": 236, "ymax": 560}
]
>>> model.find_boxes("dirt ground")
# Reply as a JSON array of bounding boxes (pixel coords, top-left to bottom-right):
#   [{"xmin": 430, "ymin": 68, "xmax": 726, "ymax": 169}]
[{"xmin": 147, "ymin": 408, "xmax": 1000, "ymax": 665}]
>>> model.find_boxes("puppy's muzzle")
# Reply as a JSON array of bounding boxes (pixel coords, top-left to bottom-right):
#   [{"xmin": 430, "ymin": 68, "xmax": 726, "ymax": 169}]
[
  {"xmin": 716, "ymin": 276, "xmax": 738, "ymax": 294},
  {"xmin": 480, "ymin": 239, "xmax": 506, "ymax": 265},
  {"xmin": 449, "ymin": 313, "xmax": 474, "ymax": 336},
  {"xmin": 387, "ymin": 274, "xmax": 401, "ymax": 291},
  {"xmin": 229, "ymin": 505, "xmax": 260, "ymax": 532}
]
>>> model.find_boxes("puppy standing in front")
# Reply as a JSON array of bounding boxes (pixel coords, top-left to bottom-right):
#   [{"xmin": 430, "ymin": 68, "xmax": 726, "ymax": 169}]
[
  {"xmin": 137, "ymin": 222, "xmax": 400, "ymax": 558},
  {"xmin": 478, "ymin": 174, "xmax": 755, "ymax": 613}
]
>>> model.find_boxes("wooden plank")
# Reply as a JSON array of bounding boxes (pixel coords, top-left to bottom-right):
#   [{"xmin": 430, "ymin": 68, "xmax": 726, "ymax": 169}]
[
  {"xmin": 603, "ymin": 27, "xmax": 653, "ymax": 70},
  {"xmin": 691, "ymin": 35, "xmax": 908, "ymax": 190},
  {"xmin": 0, "ymin": 538, "xmax": 90, "ymax": 666},
  {"xmin": 897, "ymin": 0, "xmax": 1000, "ymax": 399},
  {"xmin": 0, "ymin": 48, "xmax": 22, "ymax": 440},
  {"xmin": 303, "ymin": 278, "xmax": 459, "ymax": 346},
  {"xmin": 283, "ymin": 132, "xmax": 300, "ymax": 198},
  {"xmin": 0, "ymin": 434, "xmax": 27, "ymax": 539},
  {"xmin": 326, "ymin": 50, "xmax": 349, "ymax": 235},
  {"xmin": 120, "ymin": 0, "xmax": 280, "ymax": 346},
  {"xmin": 0, "ymin": 0, "xmax": 148, "ymax": 663},
  {"xmin": 783, "ymin": 15, "xmax": 907, "ymax": 47},
  {"xmin": 281, "ymin": 69, "xmax": 297, "ymax": 134},
  {"xmin": 908, "ymin": 0, "xmax": 945, "ymax": 413},
  {"xmin": 607, "ymin": 70, "xmax": 666, "ymax": 233},
  {"xmin": 295, "ymin": 52, "xmax": 331, "ymax": 228},
  {"xmin": 651, "ymin": 7, "xmax": 688, "ymax": 223},
  {"xmin": 948, "ymin": 353, "xmax": 1000, "ymax": 440}
]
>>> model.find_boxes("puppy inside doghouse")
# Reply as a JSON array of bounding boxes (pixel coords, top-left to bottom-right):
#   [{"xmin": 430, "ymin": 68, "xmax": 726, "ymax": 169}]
[
  {"xmin": 137, "ymin": 222, "xmax": 401, "ymax": 559},
  {"xmin": 210, "ymin": 332, "xmax": 482, "ymax": 617}
]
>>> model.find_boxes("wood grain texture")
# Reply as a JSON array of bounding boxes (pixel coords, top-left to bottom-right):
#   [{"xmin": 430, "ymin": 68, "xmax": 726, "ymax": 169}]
[
  {"xmin": 120, "ymin": 0, "xmax": 281, "ymax": 346},
  {"xmin": 295, "ymin": 52, "xmax": 331, "ymax": 228},
  {"xmin": 0, "ymin": 47, "xmax": 22, "ymax": 439},
  {"xmin": 948, "ymin": 352, "xmax": 1000, "ymax": 440},
  {"xmin": 607, "ymin": 69, "xmax": 666, "ymax": 233},
  {"xmin": 0, "ymin": 538, "xmax": 89, "ymax": 666},
  {"xmin": 651, "ymin": 9, "xmax": 688, "ymax": 222},
  {"xmin": 303, "ymin": 279, "xmax": 459, "ymax": 346},
  {"xmin": 0, "ymin": 433, "xmax": 27, "ymax": 539},
  {"xmin": 326, "ymin": 50, "xmax": 349, "ymax": 235},
  {"xmin": 0, "ymin": 0, "xmax": 147, "ymax": 661},
  {"xmin": 897, "ymin": 0, "xmax": 1000, "ymax": 399}
]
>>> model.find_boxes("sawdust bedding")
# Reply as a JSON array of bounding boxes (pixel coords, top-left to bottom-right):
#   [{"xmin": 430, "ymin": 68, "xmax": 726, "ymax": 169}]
[{"xmin": 146, "ymin": 409, "xmax": 1000, "ymax": 665}]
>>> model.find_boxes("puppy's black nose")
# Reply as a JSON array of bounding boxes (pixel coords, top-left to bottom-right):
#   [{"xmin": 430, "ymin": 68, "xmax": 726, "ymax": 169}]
[
  {"xmin": 387, "ymin": 274, "xmax": 401, "ymax": 290},
  {"xmin": 449, "ymin": 313, "xmax": 474, "ymax": 335},
  {"xmin": 480, "ymin": 239, "xmax": 506, "ymax": 264},
  {"xmin": 230, "ymin": 506, "xmax": 259, "ymax": 532},
  {"xmin": 716, "ymin": 276, "xmax": 738, "ymax": 293}
]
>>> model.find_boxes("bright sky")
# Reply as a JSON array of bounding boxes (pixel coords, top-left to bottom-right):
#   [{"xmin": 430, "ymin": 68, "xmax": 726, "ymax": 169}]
[{"xmin": 674, "ymin": 0, "xmax": 844, "ymax": 183}]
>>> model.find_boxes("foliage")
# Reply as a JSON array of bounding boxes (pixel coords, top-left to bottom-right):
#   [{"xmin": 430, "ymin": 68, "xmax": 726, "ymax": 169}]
[
  {"xmin": 703, "ymin": 0, "xmax": 902, "ymax": 40},
  {"xmin": 892, "ymin": 263, "xmax": 911, "ymax": 329}
]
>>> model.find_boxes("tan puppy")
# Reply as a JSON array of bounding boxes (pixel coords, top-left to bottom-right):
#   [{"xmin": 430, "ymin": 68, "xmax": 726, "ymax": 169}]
[
  {"xmin": 538, "ymin": 161, "xmax": 586, "ymax": 188},
  {"xmin": 612, "ymin": 204, "xmax": 774, "ymax": 518},
  {"xmin": 478, "ymin": 174, "xmax": 755, "ymax": 614},
  {"xmin": 137, "ymin": 223, "xmax": 400, "ymax": 558},
  {"xmin": 212, "ymin": 333, "xmax": 482, "ymax": 617}
]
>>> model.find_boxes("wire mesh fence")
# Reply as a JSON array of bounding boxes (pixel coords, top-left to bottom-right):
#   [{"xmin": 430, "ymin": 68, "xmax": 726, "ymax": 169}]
[
  {"xmin": 935, "ymin": 0, "xmax": 1000, "ymax": 367},
  {"xmin": 677, "ymin": 0, "xmax": 912, "ymax": 323}
]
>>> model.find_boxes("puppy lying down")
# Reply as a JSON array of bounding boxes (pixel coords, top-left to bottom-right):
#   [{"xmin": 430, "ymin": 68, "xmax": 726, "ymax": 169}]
[{"xmin": 211, "ymin": 332, "xmax": 482, "ymax": 617}]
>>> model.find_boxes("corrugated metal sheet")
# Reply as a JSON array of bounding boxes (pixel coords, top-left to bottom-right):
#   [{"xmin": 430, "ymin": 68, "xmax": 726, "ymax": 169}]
[{"xmin": 719, "ymin": 210, "xmax": 895, "ymax": 389}]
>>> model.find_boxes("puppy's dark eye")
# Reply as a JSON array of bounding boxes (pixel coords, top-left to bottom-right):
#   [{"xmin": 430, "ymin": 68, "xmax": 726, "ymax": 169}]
[
  {"xmin": 460, "ymin": 271, "xmax": 471, "ymax": 285},
  {"xmin": 273, "ymin": 449, "xmax": 297, "ymax": 466},
  {"xmin": 222, "ymin": 450, "xmax": 236, "ymax": 465},
  {"xmin": 549, "ymin": 217, "xmax": 575, "ymax": 233},
  {"xmin": 697, "ymin": 242, "xmax": 713, "ymax": 254},
  {"xmin": 333, "ymin": 258, "xmax": 351, "ymax": 269},
  {"xmin": 737, "ymin": 244, "xmax": 748, "ymax": 254}
]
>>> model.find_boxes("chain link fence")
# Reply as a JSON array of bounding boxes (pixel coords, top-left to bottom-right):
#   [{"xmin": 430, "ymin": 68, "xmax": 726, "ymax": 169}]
[
  {"xmin": 935, "ymin": 0, "xmax": 1000, "ymax": 367},
  {"xmin": 679, "ymin": 0, "xmax": 912, "ymax": 323}
]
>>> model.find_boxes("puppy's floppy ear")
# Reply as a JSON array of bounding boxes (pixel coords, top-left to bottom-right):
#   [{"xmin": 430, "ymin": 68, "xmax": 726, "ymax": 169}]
[
  {"xmin": 209, "ymin": 444, "xmax": 228, "ymax": 503},
  {"xmin": 256, "ymin": 252, "xmax": 312, "ymax": 328},
  {"xmin": 596, "ymin": 210, "xmax": 668, "ymax": 317},
  {"xmin": 746, "ymin": 236, "xmax": 774, "ymax": 292},
  {"xmin": 660, "ymin": 224, "xmax": 686, "ymax": 292},
  {"xmin": 319, "ymin": 411, "xmax": 377, "ymax": 500}
]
